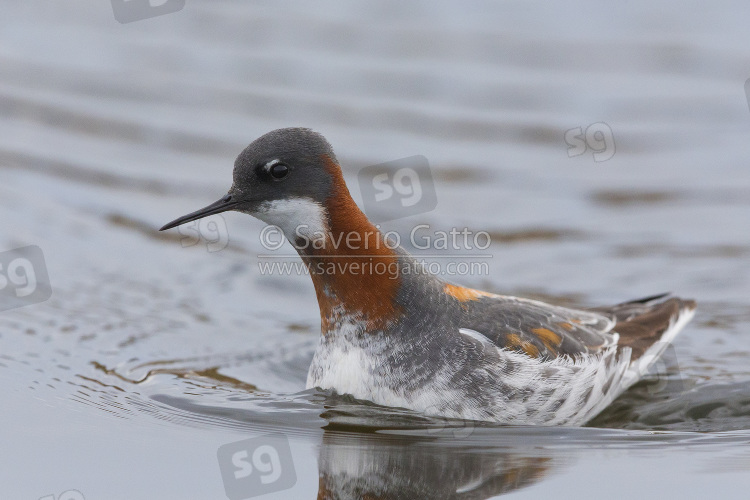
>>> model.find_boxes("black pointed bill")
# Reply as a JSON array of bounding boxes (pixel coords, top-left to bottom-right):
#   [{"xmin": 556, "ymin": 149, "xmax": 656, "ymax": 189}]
[{"xmin": 160, "ymin": 194, "xmax": 239, "ymax": 231}]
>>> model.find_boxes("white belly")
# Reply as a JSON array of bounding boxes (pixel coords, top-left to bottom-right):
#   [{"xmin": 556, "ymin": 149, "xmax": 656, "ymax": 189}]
[{"xmin": 306, "ymin": 328, "xmax": 638, "ymax": 426}]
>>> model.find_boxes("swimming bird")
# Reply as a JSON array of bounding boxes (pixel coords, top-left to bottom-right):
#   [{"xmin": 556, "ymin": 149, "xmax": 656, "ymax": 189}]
[{"xmin": 160, "ymin": 127, "xmax": 696, "ymax": 426}]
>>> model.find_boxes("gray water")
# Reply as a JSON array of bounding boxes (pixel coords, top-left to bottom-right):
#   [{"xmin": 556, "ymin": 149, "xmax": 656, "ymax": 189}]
[{"xmin": 2, "ymin": 1, "xmax": 750, "ymax": 499}]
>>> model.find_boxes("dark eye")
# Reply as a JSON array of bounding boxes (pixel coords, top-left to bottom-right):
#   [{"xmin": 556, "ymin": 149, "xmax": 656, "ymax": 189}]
[{"xmin": 270, "ymin": 163, "xmax": 289, "ymax": 179}]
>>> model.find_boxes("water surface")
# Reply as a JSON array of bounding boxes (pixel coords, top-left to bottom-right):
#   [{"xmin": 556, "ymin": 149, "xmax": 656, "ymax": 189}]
[{"xmin": 2, "ymin": 1, "xmax": 750, "ymax": 498}]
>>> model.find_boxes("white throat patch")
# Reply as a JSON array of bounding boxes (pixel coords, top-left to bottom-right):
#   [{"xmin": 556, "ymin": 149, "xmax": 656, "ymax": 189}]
[{"xmin": 253, "ymin": 197, "xmax": 329, "ymax": 241}]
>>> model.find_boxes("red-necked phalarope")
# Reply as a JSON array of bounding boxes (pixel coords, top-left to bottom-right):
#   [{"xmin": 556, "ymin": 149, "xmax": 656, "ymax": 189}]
[{"xmin": 160, "ymin": 127, "xmax": 696, "ymax": 426}]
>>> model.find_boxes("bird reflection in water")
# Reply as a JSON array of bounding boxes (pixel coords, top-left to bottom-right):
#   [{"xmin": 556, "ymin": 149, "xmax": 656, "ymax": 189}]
[{"xmin": 315, "ymin": 418, "xmax": 555, "ymax": 500}]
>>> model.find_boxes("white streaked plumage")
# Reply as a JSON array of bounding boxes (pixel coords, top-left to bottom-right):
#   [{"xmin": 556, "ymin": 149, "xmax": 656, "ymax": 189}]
[{"xmin": 307, "ymin": 304, "xmax": 695, "ymax": 426}]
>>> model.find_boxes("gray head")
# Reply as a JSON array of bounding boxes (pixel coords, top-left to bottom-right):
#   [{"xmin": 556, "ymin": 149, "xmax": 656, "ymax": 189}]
[{"xmin": 160, "ymin": 128, "xmax": 341, "ymax": 232}]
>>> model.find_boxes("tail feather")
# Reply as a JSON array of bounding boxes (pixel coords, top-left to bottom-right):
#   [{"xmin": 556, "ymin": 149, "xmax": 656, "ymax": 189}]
[
  {"xmin": 593, "ymin": 295, "xmax": 696, "ymax": 392},
  {"xmin": 620, "ymin": 300, "xmax": 695, "ymax": 390},
  {"xmin": 593, "ymin": 295, "xmax": 696, "ymax": 360}
]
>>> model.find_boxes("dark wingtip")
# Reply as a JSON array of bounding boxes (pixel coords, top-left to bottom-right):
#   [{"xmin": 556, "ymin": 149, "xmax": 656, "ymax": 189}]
[{"xmin": 625, "ymin": 292, "xmax": 672, "ymax": 305}]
